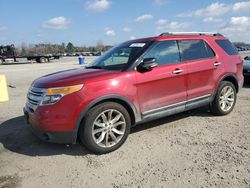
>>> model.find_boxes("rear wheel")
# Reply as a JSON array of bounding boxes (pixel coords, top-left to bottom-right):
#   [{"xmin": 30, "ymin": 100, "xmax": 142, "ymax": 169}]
[
  {"xmin": 39, "ymin": 57, "xmax": 47, "ymax": 63},
  {"xmin": 210, "ymin": 81, "xmax": 236, "ymax": 115},
  {"xmin": 79, "ymin": 102, "xmax": 131, "ymax": 154}
]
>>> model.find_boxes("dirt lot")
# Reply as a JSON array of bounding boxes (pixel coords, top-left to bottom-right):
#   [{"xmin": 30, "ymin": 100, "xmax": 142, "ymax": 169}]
[{"xmin": 0, "ymin": 56, "xmax": 250, "ymax": 188}]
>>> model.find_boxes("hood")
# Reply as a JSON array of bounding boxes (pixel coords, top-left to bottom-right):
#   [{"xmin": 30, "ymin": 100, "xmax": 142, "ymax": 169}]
[
  {"xmin": 33, "ymin": 68, "xmax": 114, "ymax": 88},
  {"xmin": 244, "ymin": 60, "xmax": 250, "ymax": 69}
]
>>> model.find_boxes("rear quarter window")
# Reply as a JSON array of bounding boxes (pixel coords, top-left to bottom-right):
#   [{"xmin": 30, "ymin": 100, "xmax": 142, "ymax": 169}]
[{"xmin": 215, "ymin": 39, "xmax": 238, "ymax": 55}]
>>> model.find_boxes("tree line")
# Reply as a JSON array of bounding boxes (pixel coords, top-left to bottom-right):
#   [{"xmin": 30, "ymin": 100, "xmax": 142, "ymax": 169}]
[
  {"xmin": 11, "ymin": 41, "xmax": 250, "ymax": 57},
  {"xmin": 16, "ymin": 41, "xmax": 112, "ymax": 56}
]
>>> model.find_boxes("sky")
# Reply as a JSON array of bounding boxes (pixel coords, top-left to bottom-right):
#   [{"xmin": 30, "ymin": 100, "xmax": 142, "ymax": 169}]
[{"xmin": 0, "ymin": 0, "xmax": 250, "ymax": 47}]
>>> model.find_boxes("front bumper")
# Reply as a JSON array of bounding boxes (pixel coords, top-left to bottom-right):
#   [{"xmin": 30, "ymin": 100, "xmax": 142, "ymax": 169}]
[{"xmin": 23, "ymin": 106, "xmax": 78, "ymax": 144}]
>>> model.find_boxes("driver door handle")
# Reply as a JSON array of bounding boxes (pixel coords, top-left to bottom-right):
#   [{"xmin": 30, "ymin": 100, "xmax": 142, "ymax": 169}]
[
  {"xmin": 173, "ymin": 69, "xmax": 184, "ymax": 74},
  {"xmin": 214, "ymin": 62, "xmax": 221, "ymax": 67}
]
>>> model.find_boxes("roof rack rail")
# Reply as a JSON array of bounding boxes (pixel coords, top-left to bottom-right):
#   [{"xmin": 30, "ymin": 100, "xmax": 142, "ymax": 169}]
[{"xmin": 159, "ymin": 32, "xmax": 223, "ymax": 37}]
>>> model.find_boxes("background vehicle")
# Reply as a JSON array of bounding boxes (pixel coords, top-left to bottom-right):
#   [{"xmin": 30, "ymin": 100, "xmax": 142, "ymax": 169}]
[
  {"xmin": 24, "ymin": 32, "xmax": 244, "ymax": 154},
  {"xmin": 0, "ymin": 45, "xmax": 61, "ymax": 64},
  {"xmin": 243, "ymin": 56, "xmax": 250, "ymax": 81}
]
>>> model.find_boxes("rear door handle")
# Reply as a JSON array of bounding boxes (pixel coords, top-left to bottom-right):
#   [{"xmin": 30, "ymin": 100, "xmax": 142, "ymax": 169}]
[
  {"xmin": 173, "ymin": 69, "xmax": 184, "ymax": 74},
  {"xmin": 214, "ymin": 62, "xmax": 221, "ymax": 67}
]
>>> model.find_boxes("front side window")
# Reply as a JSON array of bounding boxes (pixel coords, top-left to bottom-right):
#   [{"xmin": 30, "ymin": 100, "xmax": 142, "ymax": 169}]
[
  {"xmin": 143, "ymin": 40, "xmax": 180, "ymax": 66},
  {"xmin": 179, "ymin": 40, "xmax": 215, "ymax": 61}
]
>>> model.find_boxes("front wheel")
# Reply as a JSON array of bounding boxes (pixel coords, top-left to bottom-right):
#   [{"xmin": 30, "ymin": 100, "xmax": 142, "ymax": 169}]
[
  {"xmin": 79, "ymin": 102, "xmax": 131, "ymax": 154},
  {"xmin": 210, "ymin": 81, "xmax": 237, "ymax": 116}
]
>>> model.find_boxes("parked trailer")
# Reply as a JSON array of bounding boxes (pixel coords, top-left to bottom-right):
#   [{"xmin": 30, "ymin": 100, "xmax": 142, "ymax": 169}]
[
  {"xmin": 26, "ymin": 54, "xmax": 60, "ymax": 63},
  {"xmin": 0, "ymin": 45, "xmax": 61, "ymax": 64}
]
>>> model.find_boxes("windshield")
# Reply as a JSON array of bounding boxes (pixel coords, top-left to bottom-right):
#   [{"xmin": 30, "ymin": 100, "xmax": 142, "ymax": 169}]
[{"xmin": 87, "ymin": 41, "xmax": 153, "ymax": 71}]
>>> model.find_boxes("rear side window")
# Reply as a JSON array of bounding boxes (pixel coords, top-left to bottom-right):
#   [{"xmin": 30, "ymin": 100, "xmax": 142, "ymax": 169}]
[
  {"xmin": 178, "ymin": 40, "xmax": 215, "ymax": 61},
  {"xmin": 204, "ymin": 42, "xmax": 216, "ymax": 58},
  {"xmin": 215, "ymin": 39, "xmax": 238, "ymax": 55}
]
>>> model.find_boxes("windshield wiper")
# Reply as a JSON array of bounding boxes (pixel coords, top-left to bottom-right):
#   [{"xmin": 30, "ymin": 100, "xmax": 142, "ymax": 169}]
[{"xmin": 85, "ymin": 65, "xmax": 103, "ymax": 69}]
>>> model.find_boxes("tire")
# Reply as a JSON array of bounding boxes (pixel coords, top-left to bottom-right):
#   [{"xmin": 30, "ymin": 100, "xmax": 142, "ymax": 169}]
[
  {"xmin": 39, "ymin": 57, "xmax": 47, "ymax": 63},
  {"xmin": 210, "ymin": 81, "xmax": 237, "ymax": 116},
  {"xmin": 79, "ymin": 102, "xmax": 131, "ymax": 154}
]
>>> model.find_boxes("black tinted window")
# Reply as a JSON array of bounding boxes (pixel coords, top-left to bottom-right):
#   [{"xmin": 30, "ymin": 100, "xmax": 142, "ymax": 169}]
[
  {"xmin": 216, "ymin": 39, "xmax": 238, "ymax": 55},
  {"xmin": 179, "ymin": 40, "xmax": 212, "ymax": 61},
  {"xmin": 144, "ymin": 40, "xmax": 180, "ymax": 66}
]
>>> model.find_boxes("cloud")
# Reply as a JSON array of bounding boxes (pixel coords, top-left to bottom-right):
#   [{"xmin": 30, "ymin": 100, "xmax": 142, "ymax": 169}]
[
  {"xmin": 178, "ymin": 1, "xmax": 250, "ymax": 20},
  {"xmin": 156, "ymin": 19, "xmax": 167, "ymax": 25},
  {"xmin": 130, "ymin": 36, "xmax": 136, "ymax": 40},
  {"xmin": 42, "ymin": 16, "xmax": 70, "ymax": 29},
  {"xmin": 86, "ymin": 0, "xmax": 111, "ymax": 12},
  {"xmin": 230, "ymin": 16, "xmax": 250, "ymax": 26},
  {"xmin": 196, "ymin": 2, "xmax": 230, "ymax": 17},
  {"xmin": 105, "ymin": 29, "xmax": 116, "ymax": 36},
  {"xmin": 134, "ymin": 14, "xmax": 153, "ymax": 22},
  {"xmin": 152, "ymin": 0, "xmax": 167, "ymax": 5},
  {"xmin": 202, "ymin": 17, "xmax": 222, "ymax": 23},
  {"xmin": 0, "ymin": 26, "xmax": 8, "ymax": 31},
  {"xmin": 219, "ymin": 16, "xmax": 250, "ymax": 42},
  {"xmin": 156, "ymin": 21, "xmax": 190, "ymax": 33},
  {"xmin": 123, "ymin": 27, "xmax": 132, "ymax": 32},
  {"xmin": 178, "ymin": 2, "xmax": 230, "ymax": 18},
  {"xmin": 233, "ymin": 1, "xmax": 250, "ymax": 11}
]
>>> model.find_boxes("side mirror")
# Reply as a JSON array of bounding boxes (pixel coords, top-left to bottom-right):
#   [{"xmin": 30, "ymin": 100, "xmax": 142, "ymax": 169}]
[
  {"xmin": 244, "ymin": 56, "xmax": 249, "ymax": 60},
  {"xmin": 137, "ymin": 58, "xmax": 157, "ymax": 72}
]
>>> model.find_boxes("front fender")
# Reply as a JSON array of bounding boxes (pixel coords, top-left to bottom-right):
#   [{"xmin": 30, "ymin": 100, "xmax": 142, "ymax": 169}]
[{"xmin": 74, "ymin": 94, "xmax": 141, "ymax": 131}]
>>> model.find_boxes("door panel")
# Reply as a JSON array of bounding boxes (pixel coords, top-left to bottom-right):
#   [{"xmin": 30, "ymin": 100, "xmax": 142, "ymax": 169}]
[
  {"xmin": 186, "ymin": 58, "xmax": 223, "ymax": 99},
  {"xmin": 178, "ymin": 39, "xmax": 224, "ymax": 100},
  {"xmin": 135, "ymin": 40, "xmax": 188, "ymax": 113},
  {"xmin": 135, "ymin": 63, "xmax": 187, "ymax": 113}
]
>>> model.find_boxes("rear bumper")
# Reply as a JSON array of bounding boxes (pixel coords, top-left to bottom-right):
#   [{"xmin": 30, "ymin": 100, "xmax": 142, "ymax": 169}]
[{"xmin": 23, "ymin": 107, "xmax": 77, "ymax": 144}]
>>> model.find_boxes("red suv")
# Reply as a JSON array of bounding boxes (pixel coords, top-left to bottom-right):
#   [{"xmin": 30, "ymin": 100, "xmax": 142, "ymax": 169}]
[{"xmin": 24, "ymin": 32, "xmax": 244, "ymax": 154}]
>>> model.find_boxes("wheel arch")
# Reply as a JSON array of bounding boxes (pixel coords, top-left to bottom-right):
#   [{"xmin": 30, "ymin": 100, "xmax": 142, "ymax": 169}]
[
  {"xmin": 75, "ymin": 95, "xmax": 141, "ymax": 133},
  {"xmin": 219, "ymin": 74, "xmax": 239, "ymax": 93}
]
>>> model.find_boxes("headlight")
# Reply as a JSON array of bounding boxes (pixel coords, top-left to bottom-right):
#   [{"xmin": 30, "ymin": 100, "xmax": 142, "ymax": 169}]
[{"xmin": 41, "ymin": 84, "xmax": 83, "ymax": 105}]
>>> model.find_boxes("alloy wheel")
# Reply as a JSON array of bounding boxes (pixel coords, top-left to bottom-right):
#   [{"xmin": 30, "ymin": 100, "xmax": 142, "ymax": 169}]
[
  {"xmin": 92, "ymin": 109, "xmax": 126, "ymax": 148},
  {"xmin": 219, "ymin": 85, "xmax": 235, "ymax": 112}
]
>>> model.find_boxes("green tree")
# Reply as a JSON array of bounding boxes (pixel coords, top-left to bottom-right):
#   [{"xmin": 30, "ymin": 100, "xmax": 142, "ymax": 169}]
[{"xmin": 66, "ymin": 42, "xmax": 74, "ymax": 53}]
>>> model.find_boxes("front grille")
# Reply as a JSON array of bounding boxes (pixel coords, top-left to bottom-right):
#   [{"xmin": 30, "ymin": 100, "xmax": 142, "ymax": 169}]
[{"xmin": 26, "ymin": 87, "xmax": 46, "ymax": 111}]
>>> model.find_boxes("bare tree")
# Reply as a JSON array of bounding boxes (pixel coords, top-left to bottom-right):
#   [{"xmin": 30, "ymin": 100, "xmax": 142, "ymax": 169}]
[{"xmin": 96, "ymin": 40, "xmax": 104, "ymax": 52}]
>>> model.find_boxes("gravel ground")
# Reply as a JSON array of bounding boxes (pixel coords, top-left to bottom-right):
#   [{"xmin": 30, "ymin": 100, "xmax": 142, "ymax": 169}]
[{"xmin": 0, "ymin": 56, "xmax": 250, "ymax": 188}]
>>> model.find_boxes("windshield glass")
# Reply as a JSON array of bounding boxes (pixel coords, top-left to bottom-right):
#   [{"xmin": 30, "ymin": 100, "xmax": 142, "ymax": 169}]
[{"xmin": 87, "ymin": 41, "xmax": 153, "ymax": 71}]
